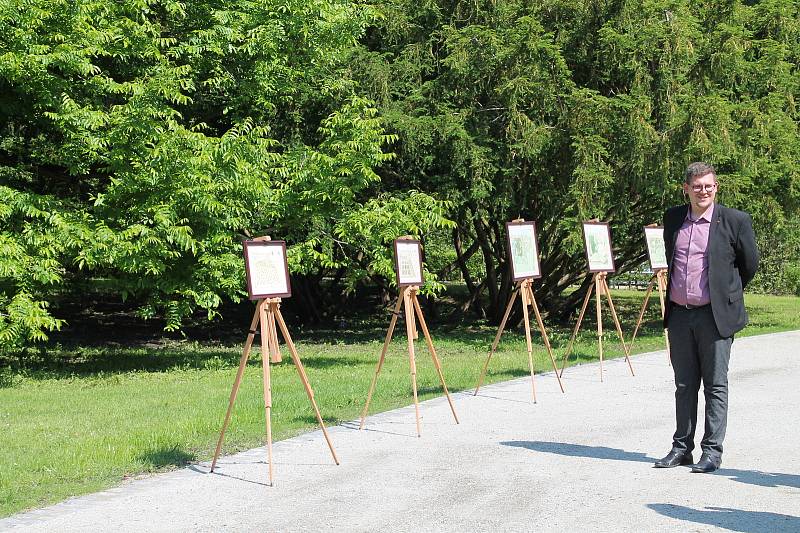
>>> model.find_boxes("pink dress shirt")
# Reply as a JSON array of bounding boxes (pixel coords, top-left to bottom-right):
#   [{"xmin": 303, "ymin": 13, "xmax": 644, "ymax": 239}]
[{"xmin": 670, "ymin": 203, "xmax": 714, "ymax": 307}]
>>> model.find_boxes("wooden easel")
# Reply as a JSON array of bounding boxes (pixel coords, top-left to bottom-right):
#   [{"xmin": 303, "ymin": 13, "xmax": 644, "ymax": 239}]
[
  {"xmin": 474, "ymin": 278, "xmax": 565, "ymax": 401},
  {"xmin": 629, "ymin": 268, "xmax": 671, "ymax": 362},
  {"xmin": 210, "ymin": 299, "xmax": 339, "ymax": 486},
  {"xmin": 360, "ymin": 285, "xmax": 459, "ymax": 436},
  {"xmin": 559, "ymin": 272, "xmax": 635, "ymax": 381}
]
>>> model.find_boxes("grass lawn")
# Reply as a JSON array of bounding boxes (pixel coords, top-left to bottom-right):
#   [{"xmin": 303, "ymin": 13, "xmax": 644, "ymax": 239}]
[{"xmin": 1, "ymin": 290, "xmax": 798, "ymax": 517}]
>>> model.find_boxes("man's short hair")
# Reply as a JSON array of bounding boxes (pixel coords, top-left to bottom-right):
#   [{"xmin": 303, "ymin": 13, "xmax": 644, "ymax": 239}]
[{"xmin": 684, "ymin": 162, "xmax": 716, "ymax": 183}]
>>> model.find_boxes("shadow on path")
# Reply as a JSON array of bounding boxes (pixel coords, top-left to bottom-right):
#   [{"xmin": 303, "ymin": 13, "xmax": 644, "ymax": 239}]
[
  {"xmin": 472, "ymin": 392, "xmax": 532, "ymax": 405},
  {"xmin": 502, "ymin": 441, "xmax": 800, "ymax": 490},
  {"xmin": 717, "ymin": 468, "xmax": 800, "ymax": 490},
  {"xmin": 647, "ymin": 504, "xmax": 799, "ymax": 533},
  {"xmin": 340, "ymin": 420, "xmax": 418, "ymax": 438},
  {"xmin": 500, "ymin": 441, "xmax": 653, "ymax": 463},
  {"xmin": 207, "ymin": 470, "xmax": 271, "ymax": 488}
]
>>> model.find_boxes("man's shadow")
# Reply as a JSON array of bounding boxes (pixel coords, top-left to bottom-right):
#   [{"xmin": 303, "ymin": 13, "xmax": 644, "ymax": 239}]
[
  {"xmin": 647, "ymin": 504, "xmax": 799, "ymax": 533},
  {"xmin": 715, "ymin": 468, "xmax": 800, "ymax": 490},
  {"xmin": 501, "ymin": 441, "xmax": 800, "ymax": 489},
  {"xmin": 501, "ymin": 440, "xmax": 652, "ymax": 463}
]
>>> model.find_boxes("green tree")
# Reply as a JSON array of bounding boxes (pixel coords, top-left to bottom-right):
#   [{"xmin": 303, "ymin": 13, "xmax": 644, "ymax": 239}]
[
  {"xmin": 0, "ymin": 0, "xmax": 451, "ymax": 349},
  {"xmin": 352, "ymin": 0, "xmax": 800, "ymax": 322}
]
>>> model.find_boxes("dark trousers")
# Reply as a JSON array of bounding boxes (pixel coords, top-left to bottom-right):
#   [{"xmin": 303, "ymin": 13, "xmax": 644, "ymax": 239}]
[{"xmin": 667, "ymin": 305, "xmax": 733, "ymax": 460}]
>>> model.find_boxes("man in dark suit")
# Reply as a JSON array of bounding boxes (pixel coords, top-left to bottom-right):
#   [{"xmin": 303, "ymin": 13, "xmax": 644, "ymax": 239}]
[{"xmin": 654, "ymin": 162, "xmax": 759, "ymax": 473}]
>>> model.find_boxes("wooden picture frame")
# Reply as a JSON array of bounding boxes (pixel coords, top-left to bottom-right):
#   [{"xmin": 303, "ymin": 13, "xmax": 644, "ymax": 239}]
[
  {"xmin": 582, "ymin": 221, "xmax": 616, "ymax": 273},
  {"xmin": 393, "ymin": 239, "xmax": 424, "ymax": 286},
  {"xmin": 506, "ymin": 220, "xmax": 542, "ymax": 281},
  {"xmin": 644, "ymin": 226, "xmax": 668, "ymax": 270},
  {"xmin": 243, "ymin": 240, "xmax": 292, "ymax": 300}
]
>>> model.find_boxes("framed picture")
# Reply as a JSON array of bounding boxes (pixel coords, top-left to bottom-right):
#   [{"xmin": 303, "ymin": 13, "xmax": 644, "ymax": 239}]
[
  {"xmin": 394, "ymin": 239, "xmax": 424, "ymax": 286},
  {"xmin": 506, "ymin": 220, "xmax": 542, "ymax": 281},
  {"xmin": 243, "ymin": 240, "xmax": 292, "ymax": 300},
  {"xmin": 644, "ymin": 226, "xmax": 668, "ymax": 270},
  {"xmin": 582, "ymin": 222, "xmax": 616, "ymax": 273}
]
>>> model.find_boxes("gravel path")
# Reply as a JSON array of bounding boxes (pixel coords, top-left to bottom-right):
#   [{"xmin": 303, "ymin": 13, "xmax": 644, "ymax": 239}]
[{"xmin": 3, "ymin": 331, "xmax": 799, "ymax": 532}]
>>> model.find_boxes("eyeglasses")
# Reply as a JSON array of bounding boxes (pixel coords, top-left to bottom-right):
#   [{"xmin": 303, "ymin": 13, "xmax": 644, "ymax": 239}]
[{"xmin": 690, "ymin": 184, "xmax": 716, "ymax": 193}]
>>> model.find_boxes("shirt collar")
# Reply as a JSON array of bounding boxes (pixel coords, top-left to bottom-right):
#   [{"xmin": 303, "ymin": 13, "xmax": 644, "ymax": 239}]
[{"xmin": 686, "ymin": 203, "xmax": 714, "ymax": 223}]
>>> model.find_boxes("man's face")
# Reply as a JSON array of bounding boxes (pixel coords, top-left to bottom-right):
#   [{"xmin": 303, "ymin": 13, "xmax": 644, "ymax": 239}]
[{"xmin": 683, "ymin": 172, "xmax": 717, "ymax": 214}]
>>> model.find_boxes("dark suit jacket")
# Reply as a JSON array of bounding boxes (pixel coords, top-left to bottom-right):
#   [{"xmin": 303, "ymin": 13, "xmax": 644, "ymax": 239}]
[{"xmin": 663, "ymin": 203, "xmax": 759, "ymax": 338}]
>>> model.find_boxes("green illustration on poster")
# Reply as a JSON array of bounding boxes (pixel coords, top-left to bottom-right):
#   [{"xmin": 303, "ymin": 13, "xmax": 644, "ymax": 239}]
[
  {"xmin": 644, "ymin": 227, "xmax": 668, "ymax": 270},
  {"xmin": 247, "ymin": 244, "xmax": 289, "ymax": 296},
  {"xmin": 396, "ymin": 241, "xmax": 423, "ymax": 285},
  {"xmin": 507, "ymin": 223, "xmax": 540, "ymax": 278},
  {"xmin": 583, "ymin": 223, "xmax": 614, "ymax": 271}
]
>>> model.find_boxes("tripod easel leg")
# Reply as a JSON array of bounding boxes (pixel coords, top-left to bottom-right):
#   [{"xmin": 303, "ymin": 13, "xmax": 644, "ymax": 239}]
[
  {"xmin": 403, "ymin": 289, "xmax": 422, "ymax": 437},
  {"xmin": 559, "ymin": 279, "xmax": 595, "ymax": 376},
  {"xmin": 360, "ymin": 292, "xmax": 405, "ymax": 429},
  {"xmin": 411, "ymin": 292, "xmax": 459, "ymax": 424},
  {"xmin": 475, "ymin": 286, "xmax": 520, "ymax": 395},
  {"xmin": 520, "ymin": 281, "xmax": 537, "ymax": 403},
  {"xmin": 273, "ymin": 305, "xmax": 340, "ymax": 465},
  {"xmin": 260, "ymin": 303, "xmax": 275, "ymax": 486},
  {"xmin": 595, "ymin": 275, "xmax": 604, "ymax": 382},
  {"xmin": 268, "ymin": 309, "xmax": 282, "ymax": 363},
  {"xmin": 410, "ymin": 300, "xmax": 419, "ymax": 340},
  {"xmin": 601, "ymin": 278, "xmax": 635, "ymax": 377},
  {"xmin": 210, "ymin": 302, "xmax": 262, "ymax": 473},
  {"xmin": 527, "ymin": 285, "xmax": 565, "ymax": 393},
  {"xmin": 629, "ymin": 276, "xmax": 656, "ymax": 351}
]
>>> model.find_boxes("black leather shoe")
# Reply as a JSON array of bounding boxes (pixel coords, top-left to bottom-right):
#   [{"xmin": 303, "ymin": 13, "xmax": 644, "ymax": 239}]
[
  {"xmin": 654, "ymin": 450, "xmax": 693, "ymax": 468},
  {"xmin": 691, "ymin": 453, "xmax": 721, "ymax": 473}
]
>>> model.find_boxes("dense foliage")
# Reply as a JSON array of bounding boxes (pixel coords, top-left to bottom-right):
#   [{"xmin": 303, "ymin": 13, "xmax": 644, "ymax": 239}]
[
  {"xmin": 353, "ymin": 0, "xmax": 800, "ymax": 320},
  {"xmin": 2, "ymin": 0, "xmax": 798, "ymax": 350},
  {"xmin": 0, "ymin": 0, "xmax": 451, "ymax": 349}
]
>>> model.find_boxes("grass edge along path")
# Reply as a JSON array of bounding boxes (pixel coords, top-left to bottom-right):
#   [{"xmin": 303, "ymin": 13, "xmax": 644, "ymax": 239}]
[{"xmin": 1, "ymin": 292, "xmax": 798, "ymax": 517}]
